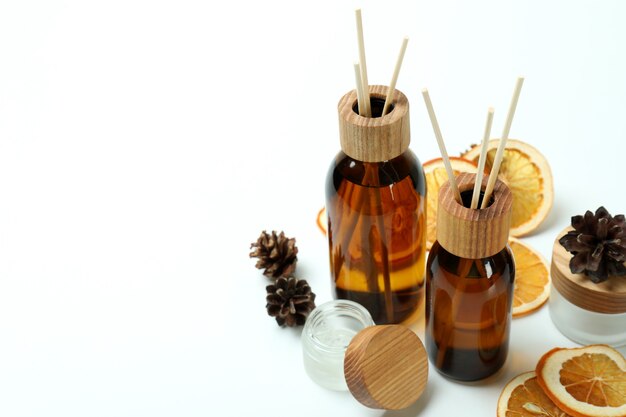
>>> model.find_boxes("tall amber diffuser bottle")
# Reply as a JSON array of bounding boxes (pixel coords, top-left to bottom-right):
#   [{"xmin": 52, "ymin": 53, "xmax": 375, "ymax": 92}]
[
  {"xmin": 426, "ymin": 172, "xmax": 515, "ymax": 381},
  {"xmin": 325, "ymin": 85, "xmax": 426, "ymax": 325}
]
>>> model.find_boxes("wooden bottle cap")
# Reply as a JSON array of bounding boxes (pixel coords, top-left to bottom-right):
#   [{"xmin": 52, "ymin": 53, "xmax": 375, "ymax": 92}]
[
  {"xmin": 338, "ymin": 85, "xmax": 410, "ymax": 163},
  {"xmin": 344, "ymin": 325, "xmax": 428, "ymax": 410},
  {"xmin": 437, "ymin": 172, "xmax": 513, "ymax": 259},
  {"xmin": 551, "ymin": 226, "xmax": 626, "ymax": 314}
]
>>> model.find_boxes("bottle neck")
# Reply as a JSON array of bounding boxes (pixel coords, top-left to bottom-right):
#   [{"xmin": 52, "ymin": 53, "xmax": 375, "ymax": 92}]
[
  {"xmin": 338, "ymin": 85, "xmax": 411, "ymax": 163},
  {"xmin": 436, "ymin": 173, "xmax": 512, "ymax": 259}
]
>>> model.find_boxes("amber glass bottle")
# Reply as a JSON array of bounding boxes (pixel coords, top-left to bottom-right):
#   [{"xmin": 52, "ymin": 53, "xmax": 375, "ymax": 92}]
[
  {"xmin": 325, "ymin": 86, "xmax": 426, "ymax": 324},
  {"xmin": 425, "ymin": 172, "xmax": 515, "ymax": 381}
]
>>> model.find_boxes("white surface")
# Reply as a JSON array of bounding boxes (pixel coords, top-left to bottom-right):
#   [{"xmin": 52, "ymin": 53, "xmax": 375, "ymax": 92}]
[{"xmin": 1, "ymin": 1, "xmax": 625, "ymax": 416}]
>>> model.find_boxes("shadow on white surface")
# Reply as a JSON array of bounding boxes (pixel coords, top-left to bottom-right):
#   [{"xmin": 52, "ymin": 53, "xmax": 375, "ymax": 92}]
[{"xmin": 532, "ymin": 194, "xmax": 567, "ymax": 237}]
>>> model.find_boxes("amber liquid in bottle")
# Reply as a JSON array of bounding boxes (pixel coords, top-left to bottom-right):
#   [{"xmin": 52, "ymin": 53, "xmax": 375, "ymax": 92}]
[
  {"xmin": 325, "ymin": 149, "xmax": 426, "ymax": 324},
  {"xmin": 426, "ymin": 191, "xmax": 515, "ymax": 380}
]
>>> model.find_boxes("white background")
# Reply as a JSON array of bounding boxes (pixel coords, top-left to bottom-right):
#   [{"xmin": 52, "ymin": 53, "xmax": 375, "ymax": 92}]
[{"xmin": 1, "ymin": 0, "xmax": 625, "ymax": 416}]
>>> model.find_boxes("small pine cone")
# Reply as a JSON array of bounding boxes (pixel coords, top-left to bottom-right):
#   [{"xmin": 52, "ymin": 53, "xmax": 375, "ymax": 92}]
[
  {"xmin": 559, "ymin": 206, "xmax": 626, "ymax": 283},
  {"xmin": 266, "ymin": 277, "xmax": 316, "ymax": 327},
  {"xmin": 250, "ymin": 230, "xmax": 298, "ymax": 279}
]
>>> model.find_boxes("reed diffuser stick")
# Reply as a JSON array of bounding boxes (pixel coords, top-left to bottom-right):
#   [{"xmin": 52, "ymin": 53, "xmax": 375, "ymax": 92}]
[
  {"xmin": 471, "ymin": 107, "xmax": 494, "ymax": 209},
  {"xmin": 334, "ymin": 62, "xmax": 370, "ymax": 276},
  {"xmin": 353, "ymin": 62, "xmax": 366, "ymax": 115},
  {"xmin": 355, "ymin": 9, "xmax": 371, "ymax": 117},
  {"xmin": 370, "ymin": 168, "xmax": 394, "ymax": 323},
  {"xmin": 422, "ymin": 88, "xmax": 462, "ymax": 204},
  {"xmin": 382, "ymin": 37, "xmax": 409, "ymax": 116},
  {"xmin": 481, "ymin": 77, "xmax": 525, "ymax": 208}
]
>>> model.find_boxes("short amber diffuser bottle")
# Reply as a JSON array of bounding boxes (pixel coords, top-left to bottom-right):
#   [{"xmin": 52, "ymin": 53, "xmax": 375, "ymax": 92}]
[
  {"xmin": 426, "ymin": 172, "xmax": 514, "ymax": 381},
  {"xmin": 325, "ymin": 85, "xmax": 426, "ymax": 324}
]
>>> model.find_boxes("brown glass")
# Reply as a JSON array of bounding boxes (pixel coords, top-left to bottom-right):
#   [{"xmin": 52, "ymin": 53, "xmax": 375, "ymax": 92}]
[
  {"xmin": 325, "ymin": 150, "xmax": 426, "ymax": 324},
  {"xmin": 425, "ymin": 239, "xmax": 515, "ymax": 381}
]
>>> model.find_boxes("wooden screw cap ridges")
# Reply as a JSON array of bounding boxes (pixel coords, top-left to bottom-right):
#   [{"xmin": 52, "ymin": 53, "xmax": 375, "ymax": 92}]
[
  {"xmin": 437, "ymin": 172, "xmax": 513, "ymax": 259},
  {"xmin": 338, "ymin": 85, "xmax": 410, "ymax": 163},
  {"xmin": 551, "ymin": 227, "xmax": 626, "ymax": 314},
  {"xmin": 344, "ymin": 325, "xmax": 428, "ymax": 410}
]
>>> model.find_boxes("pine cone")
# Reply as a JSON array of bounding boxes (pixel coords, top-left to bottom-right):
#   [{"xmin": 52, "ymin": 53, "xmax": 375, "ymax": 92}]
[
  {"xmin": 559, "ymin": 206, "xmax": 626, "ymax": 283},
  {"xmin": 266, "ymin": 277, "xmax": 316, "ymax": 327},
  {"xmin": 250, "ymin": 231, "xmax": 298, "ymax": 279}
]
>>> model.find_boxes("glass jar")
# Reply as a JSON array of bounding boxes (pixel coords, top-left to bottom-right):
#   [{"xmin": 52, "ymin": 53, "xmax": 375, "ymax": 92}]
[
  {"xmin": 325, "ymin": 85, "xmax": 427, "ymax": 325},
  {"xmin": 301, "ymin": 300, "xmax": 374, "ymax": 391},
  {"xmin": 550, "ymin": 285, "xmax": 626, "ymax": 347},
  {"xmin": 425, "ymin": 173, "xmax": 515, "ymax": 381}
]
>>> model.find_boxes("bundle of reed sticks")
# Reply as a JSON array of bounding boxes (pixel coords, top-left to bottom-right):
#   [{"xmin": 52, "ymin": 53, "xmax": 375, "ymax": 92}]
[
  {"xmin": 422, "ymin": 76, "xmax": 524, "ymax": 209},
  {"xmin": 353, "ymin": 9, "xmax": 408, "ymax": 118}
]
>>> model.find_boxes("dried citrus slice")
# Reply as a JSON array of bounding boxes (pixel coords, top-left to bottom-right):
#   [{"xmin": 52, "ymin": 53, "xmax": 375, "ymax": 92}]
[
  {"xmin": 423, "ymin": 157, "xmax": 477, "ymax": 250},
  {"xmin": 509, "ymin": 237, "xmax": 550, "ymax": 318},
  {"xmin": 497, "ymin": 371, "xmax": 574, "ymax": 417},
  {"xmin": 536, "ymin": 345, "xmax": 626, "ymax": 417},
  {"xmin": 461, "ymin": 139, "xmax": 553, "ymax": 237},
  {"xmin": 316, "ymin": 207, "xmax": 327, "ymax": 235}
]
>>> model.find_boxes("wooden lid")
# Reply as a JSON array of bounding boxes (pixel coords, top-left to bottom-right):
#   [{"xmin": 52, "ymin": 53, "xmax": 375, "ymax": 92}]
[
  {"xmin": 437, "ymin": 172, "xmax": 513, "ymax": 259},
  {"xmin": 338, "ymin": 85, "xmax": 410, "ymax": 163},
  {"xmin": 551, "ymin": 226, "xmax": 626, "ymax": 314},
  {"xmin": 344, "ymin": 325, "xmax": 428, "ymax": 410}
]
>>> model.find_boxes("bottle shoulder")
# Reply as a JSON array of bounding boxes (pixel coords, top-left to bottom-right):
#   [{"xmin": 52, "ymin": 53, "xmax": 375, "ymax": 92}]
[
  {"xmin": 428, "ymin": 242, "xmax": 515, "ymax": 280},
  {"xmin": 326, "ymin": 150, "xmax": 425, "ymax": 190}
]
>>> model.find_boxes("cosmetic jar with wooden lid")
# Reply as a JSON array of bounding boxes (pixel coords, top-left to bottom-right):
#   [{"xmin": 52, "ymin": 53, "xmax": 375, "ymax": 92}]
[
  {"xmin": 301, "ymin": 299, "xmax": 429, "ymax": 410},
  {"xmin": 550, "ymin": 227, "xmax": 626, "ymax": 347}
]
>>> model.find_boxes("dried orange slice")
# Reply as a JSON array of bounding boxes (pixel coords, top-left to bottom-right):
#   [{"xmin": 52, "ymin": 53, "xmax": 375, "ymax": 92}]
[
  {"xmin": 536, "ymin": 345, "xmax": 626, "ymax": 417},
  {"xmin": 498, "ymin": 371, "xmax": 574, "ymax": 417},
  {"xmin": 316, "ymin": 207, "xmax": 327, "ymax": 235},
  {"xmin": 461, "ymin": 139, "xmax": 553, "ymax": 237},
  {"xmin": 509, "ymin": 237, "xmax": 550, "ymax": 318},
  {"xmin": 423, "ymin": 157, "xmax": 477, "ymax": 250}
]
